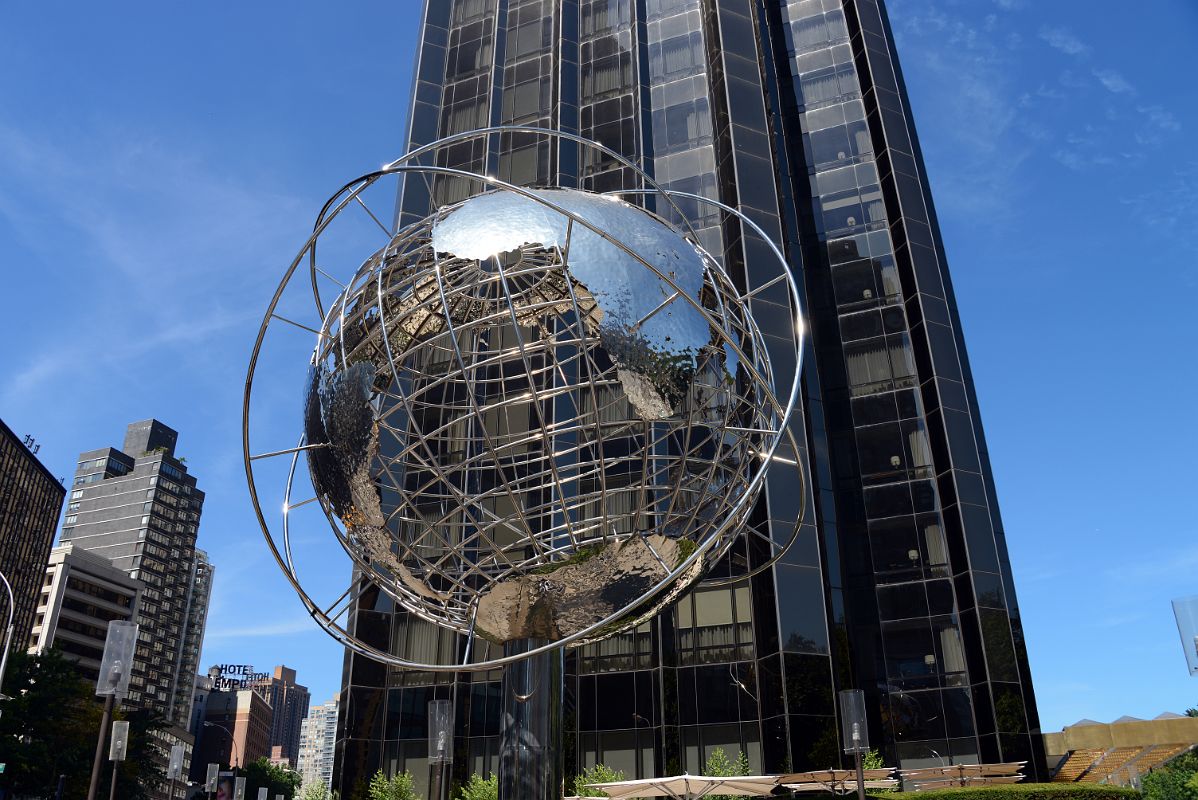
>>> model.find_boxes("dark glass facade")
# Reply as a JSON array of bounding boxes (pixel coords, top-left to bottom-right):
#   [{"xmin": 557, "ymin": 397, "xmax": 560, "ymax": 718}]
[
  {"xmin": 0, "ymin": 417, "xmax": 66, "ymax": 651},
  {"xmin": 333, "ymin": 0, "xmax": 1043, "ymax": 793}
]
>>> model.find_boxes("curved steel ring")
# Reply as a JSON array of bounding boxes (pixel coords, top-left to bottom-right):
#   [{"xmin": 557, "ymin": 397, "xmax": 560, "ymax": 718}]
[
  {"xmin": 243, "ymin": 132, "xmax": 807, "ymax": 671},
  {"xmin": 611, "ymin": 187, "xmax": 809, "ymax": 586},
  {"xmin": 289, "ymin": 165, "xmax": 790, "ymax": 630},
  {"xmin": 307, "ymin": 125, "xmax": 702, "ymax": 321}
]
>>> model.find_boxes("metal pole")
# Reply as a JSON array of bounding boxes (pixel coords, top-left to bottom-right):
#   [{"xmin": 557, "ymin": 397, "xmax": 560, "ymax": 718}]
[
  {"xmin": 86, "ymin": 693, "xmax": 116, "ymax": 800},
  {"xmin": 169, "ymin": 777, "xmax": 177, "ymax": 800},
  {"xmin": 854, "ymin": 749, "xmax": 865, "ymax": 800},
  {"xmin": 109, "ymin": 759, "xmax": 120, "ymax": 800},
  {"xmin": 497, "ymin": 638, "xmax": 562, "ymax": 800},
  {"xmin": 0, "ymin": 570, "xmax": 15, "ymax": 703},
  {"xmin": 428, "ymin": 761, "xmax": 449, "ymax": 800}
]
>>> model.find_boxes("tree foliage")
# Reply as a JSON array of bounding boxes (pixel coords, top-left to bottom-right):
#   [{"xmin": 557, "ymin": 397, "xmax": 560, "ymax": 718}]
[
  {"xmin": 0, "ymin": 648, "xmax": 168, "ymax": 800},
  {"xmin": 242, "ymin": 757, "xmax": 302, "ymax": 800},
  {"xmin": 863, "ymin": 748, "xmax": 887, "ymax": 770},
  {"xmin": 367, "ymin": 769, "xmax": 418, "ymax": 800},
  {"xmin": 868, "ymin": 787, "xmax": 1139, "ymax": 800},
  {"xmin": 1142, "ymin": 748, "xmax": 1198, "ymax": 800},
  {"xmin": 299, "ymin": 781, "xmax": 331, "ymax": 800},
  {"xmin": 703, "ymin": 747, "xmax": 751, "ymax": 800},
  {"xmin": 572, "ymin": 763, "xmax": 627, "ymax": 798},
  {"xmin": 454, "ymin": 773, "xmax": 498, "ymax": 800}
]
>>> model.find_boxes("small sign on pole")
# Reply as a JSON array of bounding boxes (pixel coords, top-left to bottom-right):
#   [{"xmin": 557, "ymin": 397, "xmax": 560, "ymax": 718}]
[
  {"xmin": 234, "ymin": 777, "xmax": 246, "ymax": 800},
  {"xmin": 96, "ymin": 622, "xmax": 138, "ymax": 699},
  {"xmin": 167, "ymin": 744, "xmax": 185, "ymax": 780},
  {"xmin": 205, "ymin": 763, "xmax": 220, "ymax": 793},
  {"xmin": 256, "ymin": 788, "xmax": 268, "ymax": 800},
  {"xmin": 108, "ymin": 721, "xmax": 130, "ymax": 761}
]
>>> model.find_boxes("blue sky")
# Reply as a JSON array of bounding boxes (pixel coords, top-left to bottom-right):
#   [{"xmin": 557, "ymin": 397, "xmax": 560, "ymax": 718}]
[{"xmin": 1, "ymin": 0, "xmax": 1195, "ymax": 731}]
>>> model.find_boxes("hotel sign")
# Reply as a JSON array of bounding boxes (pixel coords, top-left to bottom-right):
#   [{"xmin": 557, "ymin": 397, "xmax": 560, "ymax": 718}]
[{"xmin": 211, "ymin": 664, "xmax": 269, "ymax": 690}]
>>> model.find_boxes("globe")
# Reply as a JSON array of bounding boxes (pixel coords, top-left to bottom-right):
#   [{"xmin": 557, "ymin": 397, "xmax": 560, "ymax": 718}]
[{"xmin": 299, "ymin": 186, "xmax": 785, "ymax": 647}]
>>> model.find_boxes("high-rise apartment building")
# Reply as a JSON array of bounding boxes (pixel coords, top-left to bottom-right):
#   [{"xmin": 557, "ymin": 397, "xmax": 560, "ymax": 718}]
[
  {"xmin": 180, "ymin": 549, "xmax": 214, "ymax": 709},
  {"xmin": 0, "ymin": 418, "xmax": 66, "ymax": 652},
  {"xmin": 252, "ymin": 665, "xmax": 312, "ymax": 768},
  {"xmin": 298, "ymin": 696, "xmax": 340, "ymax": 791},
  {"xmin": 333, "ymin": 0, "xmax": 1043, "ymax": 791},
  {"xmin": 60, "ymin": 419, "xmax": 210, "ymax": 726},
  {"xmin": 29, "ymin": 543, "xmax": 143, "ymax": 682}
]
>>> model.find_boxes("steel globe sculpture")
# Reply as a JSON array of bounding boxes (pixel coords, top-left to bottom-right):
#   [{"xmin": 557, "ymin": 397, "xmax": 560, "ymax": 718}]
[{"xmin": 244, "ymin": 127, "xmax": 806, "ymax": 671}]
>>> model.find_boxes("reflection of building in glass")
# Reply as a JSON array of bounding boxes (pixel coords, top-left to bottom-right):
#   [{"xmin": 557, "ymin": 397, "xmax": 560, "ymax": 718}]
[
  {"xmin": 252, "ymin": 665, "xmax": 312, "ymax": 769},
  {"xmin": 298, "ymin": 696, "xmax": 340, "ymax": 790},
  {"xmin": 0, "ymin": 417, "xmax": 66, "ymax": 651},
  {"xmin": 59, "ymin": 419, "xmax": 211, "ymax": 727},
  {"xmin": 29, "ymin": 543, "xmax": 143, "ymax": 681},
  {"xmin": 333, "ymin": 0, "xmax": 1044, "ymax": 791}
]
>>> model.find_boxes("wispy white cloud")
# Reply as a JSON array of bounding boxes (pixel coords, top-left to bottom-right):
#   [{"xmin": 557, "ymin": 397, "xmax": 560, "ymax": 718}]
[
  {"xmin": 1134, "ymin": 105, "xmax": 1182, "ymax": 146},
  {"xmin": 0, "ymin": 121, "xmax": 303, "ymax": 408},
  {"xmin": 204, "ymin": 618, "xmax": 316, "ymax": 641},
  {"xmin": 1038, "ymin": 25, "xmax": 1088, "ymax": 56},
  {"xmin": 1104, "ymin": 541, "xmax": 1198, "ymax": 582},
  {"xmin": 1093, "ymin": 68, "xmax": 1135, "ymax": 94}
]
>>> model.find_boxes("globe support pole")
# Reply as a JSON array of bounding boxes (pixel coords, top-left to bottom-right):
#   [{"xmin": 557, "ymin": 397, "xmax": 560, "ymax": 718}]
[{"xmin": 498, "ymin": 639, "xmax": 563, "ymax": 800}]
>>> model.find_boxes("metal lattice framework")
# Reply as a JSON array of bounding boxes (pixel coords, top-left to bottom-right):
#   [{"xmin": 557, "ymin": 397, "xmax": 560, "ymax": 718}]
[{"xmin": 243, "ymin": 127, "xmax": 808, "ymax": 670}]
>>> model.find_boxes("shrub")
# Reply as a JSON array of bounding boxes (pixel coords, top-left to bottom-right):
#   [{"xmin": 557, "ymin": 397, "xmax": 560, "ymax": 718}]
[
  {"xmin": 454, "ymin": 773, "xmax": 498, "ymax": 800},
  {"xmin": 573, "ymin": 763, "xmax": 627, "ymax": 798},
  {"xmin": 864, "ymin": 785, "xmax": 1140, "ymax": 800},
  {"xmin": 704, "ymin": 747, "xmax": 751, "ymax": 800},
  {"xmin": 367, "ymin": 770, "xmax": 418, "ymax": 800}
]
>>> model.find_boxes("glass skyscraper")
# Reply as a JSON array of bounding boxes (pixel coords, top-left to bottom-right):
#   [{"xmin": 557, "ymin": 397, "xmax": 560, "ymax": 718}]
[{"xmin": 333, "ymin": 0, "xmax": 1043, "ymax": 792}]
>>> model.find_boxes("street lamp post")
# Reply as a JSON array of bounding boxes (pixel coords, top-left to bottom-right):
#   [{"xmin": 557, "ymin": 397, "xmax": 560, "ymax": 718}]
[
  {"xmin": 838, "ymin": 690, "xmax": 869, "ymax": 800},
  {"xmin": 167, "ymin": 744, "xmax": 186, "ymax": 800},
  {"xmin": 204, "ymin": 721, "xmax": 238, "ymax": 768},
  {"xmin": 0, "ymin": 570, "xmax": 15, "ymax": 712},
  {"xmin": 206, "ymin": 763, "xmax": 220, "ymax": 800},
  {"xmin": 87, "ymin": 621, "xmax": 138, "ymax": 800},
  {"xmin": 427, "ymin": 700, "xmax": 454, "ymax": 800},
  {"xmin": 108, "ymin": 720, "xmax": 130, "ymax": 800}
]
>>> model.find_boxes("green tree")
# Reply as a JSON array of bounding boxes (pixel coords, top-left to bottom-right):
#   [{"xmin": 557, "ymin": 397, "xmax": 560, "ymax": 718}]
[
  {"xmin": 862, "ymin": 748, "xmax": 886, "ymax": 770},
  {"xmin": 1185, "ymin": 706, "xmax": 1197, "ymax": 718},
  {"xmin": 572, "ymin": 763, "xmax": 627, "ymax": 798},
  {"xmin": 300, "ymin": 781, "xmax": 331, "ymax": 800},
  {"xmin": 243, "ymin": 757, "xmax": 301, "ymax": 800},
  {"xmin": 368, "ymin": 769, "xmax": 418, "ymax": 800},
  {"xmin": 703, "ymin": 747, "xmax": 751, "ymax": 800},
  {"xmin": 1142, "ymin": 750, "xmax": 1198, "ymax": 800},
  {"xmin": 113, "ymin": 706, "xmax": 171, "ymax": 800},
  {"xmin": 0, "ymin": 648, "xmax": 168, "ymax": 800},
  {"xmin": 454, "ymin": 773, "xmax": 498, "ymax": 800}
]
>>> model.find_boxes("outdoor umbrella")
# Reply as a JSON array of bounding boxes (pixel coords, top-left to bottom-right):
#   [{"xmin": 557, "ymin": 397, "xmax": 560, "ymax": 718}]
[
  {"xmin": 778, "ymin": 768, "xmax": 898, "ymax": 794},
  {"xmin": 585, "ymin": 773, "xmax": 780, "ymax": 800}
]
